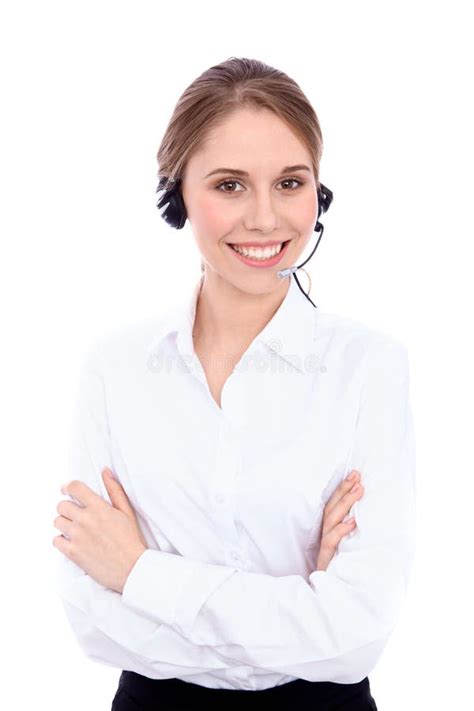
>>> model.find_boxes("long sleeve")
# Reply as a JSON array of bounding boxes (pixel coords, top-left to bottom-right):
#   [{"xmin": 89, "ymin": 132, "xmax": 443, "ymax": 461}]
[
  {"xmin": 56, "ymin": 341, "xmax": 243, "ymax": 677},
  {"xmin": 121, "ymin": 336, "xmax": 417, "ymax": 683}
]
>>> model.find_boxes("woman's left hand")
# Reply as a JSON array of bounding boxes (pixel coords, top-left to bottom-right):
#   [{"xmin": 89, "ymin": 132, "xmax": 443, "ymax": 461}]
[{"xmin": 53, "ymin": 468, "xmax": 147, "ymax": 594}]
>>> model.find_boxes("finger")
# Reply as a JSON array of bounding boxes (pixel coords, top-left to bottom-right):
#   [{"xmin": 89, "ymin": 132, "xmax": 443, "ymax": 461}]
[
  {"xmin": 53, "ymin": 514, "xmax": 75, "ymax": 537},
  {"xmin": 321, "ymin": 518, "xmax": 357, "ymax": 553},
  {"xmin": 52, "ymin": 533, "xmax": 73, "ymax": 554},
  {"xmin": 316, "ymin": 520, "xmax": 356, "ymax": 570},
  {"xmin": 103, "ymin": 471, "xmax": 147, "ymax": 547},
  {"xmin": 322, "ymin": 484, "xmax": 364, "ymax": 536},
  {"xmin": 324, "ymin": 470, "xmax": 360, "ymax": 517},
  {"xmin": 102, "ymin": 468, "xmax": 134, "ymax": 513},
  {"xmin": 61, "ymin": 479, "xmax": 103, "ymax": 508},
  {"xmin": 56, "ymin": 499, "xmax": 82, "ymax": 519}
]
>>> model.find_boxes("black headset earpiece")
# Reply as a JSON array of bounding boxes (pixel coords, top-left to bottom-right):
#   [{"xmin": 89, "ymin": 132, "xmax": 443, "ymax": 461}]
[
  {"xmin": 315, "ymin": 182, "xmax": 333, "ymax": 232},
  {"xmin": 156, "ymin": 175, "xmax": 333, "ymax": 233},
  {"xmin": 156, "ymin": 176, "xmax": 188, "ymax": 230}
]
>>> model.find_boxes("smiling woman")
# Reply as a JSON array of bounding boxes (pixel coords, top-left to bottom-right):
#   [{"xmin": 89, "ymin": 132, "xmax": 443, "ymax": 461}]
[
  {"xmin": 54, "ymin": 56, "xmax": 415, "ymax": 711},
  {"xmin": 167, "ymin": 108, "xmax": 322, "ymax": 303},
  {"xmin": 177, "ymin": 108, "xmax": 320, "ymax": 296},
  {"xmin": 156, "ymin": 58, "xmax": 325, "ymax": 292}
]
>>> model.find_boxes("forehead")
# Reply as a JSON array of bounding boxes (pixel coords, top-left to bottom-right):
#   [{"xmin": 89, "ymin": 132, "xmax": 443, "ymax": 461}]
[{"xmin": 188, "ymin": 108, "xmax": 311, "ymax": 175}]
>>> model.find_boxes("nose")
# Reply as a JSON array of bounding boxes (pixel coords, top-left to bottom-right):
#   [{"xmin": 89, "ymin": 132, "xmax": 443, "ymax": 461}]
[{"xmin": 243, "ymin": 190, "xmax": 279, "ymax": 233}]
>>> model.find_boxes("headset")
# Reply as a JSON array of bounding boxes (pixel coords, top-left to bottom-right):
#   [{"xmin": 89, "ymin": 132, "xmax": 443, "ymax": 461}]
[{"xmin": 156, "ymin": 176, "xmax": 333, "ymax": 308}]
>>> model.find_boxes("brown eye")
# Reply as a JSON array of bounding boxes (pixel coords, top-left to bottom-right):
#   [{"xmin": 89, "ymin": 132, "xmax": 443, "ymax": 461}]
[
  {"xmin": 279, "ymin": 178, "xmax": 303, "ymax": 190},
  {"xmin": 216, "ymin": 180, "xmax": 244, "ymax": 193}
]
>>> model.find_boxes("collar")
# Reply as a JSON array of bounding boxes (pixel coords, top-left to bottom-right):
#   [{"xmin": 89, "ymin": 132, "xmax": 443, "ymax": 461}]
[{"xmin": 147, "ymin": 273, "xmax": 331, "ymax": 376}]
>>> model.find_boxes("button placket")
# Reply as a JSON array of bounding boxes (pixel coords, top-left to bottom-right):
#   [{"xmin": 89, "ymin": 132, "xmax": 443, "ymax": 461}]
[
  {"xmin": 211, "ymin": 421, "xmax": 235, "ymax": 518},
  {"xmin": 228, "ymin": 429, "xmax": 249, "ymax": 567},
  {"xmin": 211, "ymin": 419, "xmax": 246, "ymax": 563}
]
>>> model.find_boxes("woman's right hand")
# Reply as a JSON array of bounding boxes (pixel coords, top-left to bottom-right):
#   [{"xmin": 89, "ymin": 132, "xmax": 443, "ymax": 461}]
[{"xmin": 315, "ymin": 470, "xmax": 365, "ymax": 571}]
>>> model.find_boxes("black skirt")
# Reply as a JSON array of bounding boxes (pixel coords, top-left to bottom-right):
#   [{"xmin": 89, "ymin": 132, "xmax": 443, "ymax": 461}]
[{"xmin": 111, "ymin": 670, "xmax": 378, "ymax": 710}]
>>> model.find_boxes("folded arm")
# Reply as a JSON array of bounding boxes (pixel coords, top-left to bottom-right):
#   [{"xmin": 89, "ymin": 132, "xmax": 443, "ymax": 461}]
[
  {"xmin": 58, "ymin": 335, "xmax": 416, "ymax": 684},
  {"xmin": 56, "ymin": 342, "xmax": 243, "ymax": 677},
  {"xmin": 120, "ymin": 337, "xmax": 416, "ymax": 683}
]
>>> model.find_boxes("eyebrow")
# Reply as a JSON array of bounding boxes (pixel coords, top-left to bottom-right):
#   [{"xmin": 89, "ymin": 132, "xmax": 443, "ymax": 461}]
[{"xmin": 204, "ymin": 164, "xmax": 312, "ymax": 179}]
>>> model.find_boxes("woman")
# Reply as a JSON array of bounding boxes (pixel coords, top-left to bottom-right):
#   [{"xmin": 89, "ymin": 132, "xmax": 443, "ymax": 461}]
[{"xmin": 53, "ymin": 57, "xmax": 415, "ymax": 710}]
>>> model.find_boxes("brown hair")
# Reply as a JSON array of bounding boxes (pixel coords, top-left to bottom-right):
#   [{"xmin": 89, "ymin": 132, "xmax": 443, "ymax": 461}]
[{"xmin": 156, "ymin": 56, "xmax": 324, "ymax": 272}]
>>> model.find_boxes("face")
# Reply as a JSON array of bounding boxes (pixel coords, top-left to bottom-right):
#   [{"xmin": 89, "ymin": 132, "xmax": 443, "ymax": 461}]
[{"xmin": 180, "ymin": 107, "xmax": 319, "ymax": 295}]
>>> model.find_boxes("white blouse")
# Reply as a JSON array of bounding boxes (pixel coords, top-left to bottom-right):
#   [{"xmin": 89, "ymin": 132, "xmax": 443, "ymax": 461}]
[{"xmin": 56, "ymin": 273, "xmax": 416, "ymax": 691}]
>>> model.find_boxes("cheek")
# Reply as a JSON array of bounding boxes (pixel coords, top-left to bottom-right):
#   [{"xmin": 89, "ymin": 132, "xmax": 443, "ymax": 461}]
[
  {"xmin": 194, "ymin": 193, "xmax": 234, "ymax": 236},
  {"xmin": 296, "ymin": 195, "xmax": 319, "ymax": 233}
]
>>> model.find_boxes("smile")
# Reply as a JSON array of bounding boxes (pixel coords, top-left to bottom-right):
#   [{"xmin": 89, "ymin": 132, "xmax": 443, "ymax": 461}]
[{"xmin": 226, "ymin": 240, "xmax": 291, "ymax": 268}]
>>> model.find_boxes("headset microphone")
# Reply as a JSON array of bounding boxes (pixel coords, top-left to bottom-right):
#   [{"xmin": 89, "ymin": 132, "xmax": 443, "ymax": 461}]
[
  {"xmin": 155, "ymin": 176, "xmax": 333, "ymax": 309},
  {"xmin": 276, "ymin": 182, "xmax": 333, "ymax": 308}
]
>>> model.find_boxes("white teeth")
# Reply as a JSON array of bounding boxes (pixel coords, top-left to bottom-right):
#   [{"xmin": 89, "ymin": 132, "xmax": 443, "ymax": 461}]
[{"xmin": 231, "ymin": 243, "xmax": 284, "ymax": 259}]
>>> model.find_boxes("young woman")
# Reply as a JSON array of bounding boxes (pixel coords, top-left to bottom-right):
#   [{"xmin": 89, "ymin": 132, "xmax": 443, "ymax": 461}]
[{"xmin": 53, "ymin": 57, "xmax": 415, "ymax": 711}]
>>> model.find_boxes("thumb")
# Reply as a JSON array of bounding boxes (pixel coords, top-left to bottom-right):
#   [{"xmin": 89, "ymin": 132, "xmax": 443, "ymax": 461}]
[
  {"xmin": 102, "ymin": 468, "xmax": 148, "ymax": 549},
  {"xmin": 102, "ymin": 468, "xmax": 134, "ymax": 515}
]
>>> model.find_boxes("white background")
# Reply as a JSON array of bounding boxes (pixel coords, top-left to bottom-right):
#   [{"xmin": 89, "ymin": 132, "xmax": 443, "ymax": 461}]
[{"xmin": 1, "ymin": 1, "xmax": 472, "ymax": 708}]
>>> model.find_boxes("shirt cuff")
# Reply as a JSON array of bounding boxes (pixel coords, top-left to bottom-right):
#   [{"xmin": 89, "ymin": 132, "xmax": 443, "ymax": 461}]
[{"xmin": 121, "ymin": 548, "xmax": 237, "ymax": 635}]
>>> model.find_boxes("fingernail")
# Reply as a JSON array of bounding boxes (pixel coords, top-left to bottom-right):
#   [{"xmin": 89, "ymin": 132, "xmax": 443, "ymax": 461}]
[
  {"xmin": 348, "ymin": 471, "xmax": 356, "ymax": 480},
  {"xmin": 103, "ymin": 468, "xmax": 113, "ymax": 479}
]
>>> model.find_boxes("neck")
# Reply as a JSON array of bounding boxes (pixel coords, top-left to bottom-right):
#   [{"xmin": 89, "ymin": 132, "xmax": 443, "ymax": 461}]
[{"xmin": 193, "ymin": 271, "xmax": 290, "ymax": 350}]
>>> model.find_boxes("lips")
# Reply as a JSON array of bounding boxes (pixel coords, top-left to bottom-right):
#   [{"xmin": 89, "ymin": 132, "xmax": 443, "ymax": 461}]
[{"xmin": 226, "ymin": 239, "xmax": 291, "ymax": 268}]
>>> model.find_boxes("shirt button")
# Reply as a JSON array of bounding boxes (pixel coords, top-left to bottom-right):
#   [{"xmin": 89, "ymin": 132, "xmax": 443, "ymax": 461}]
[
  {"xmin": 215, "ymin": 493, "xmax": 225, "ymax": 504},
  {"xmin": 230, "ymin": 550, "xmax": 240, "ymax": 561}
]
